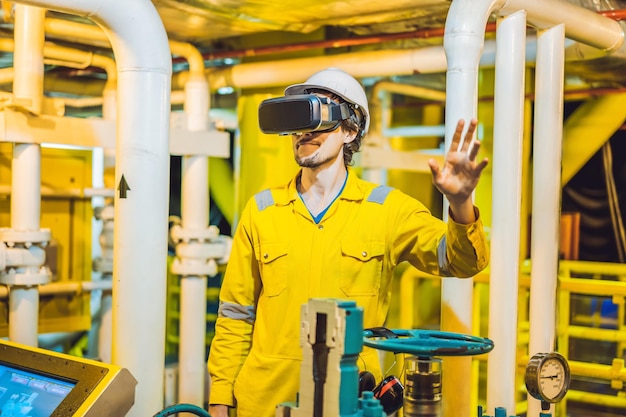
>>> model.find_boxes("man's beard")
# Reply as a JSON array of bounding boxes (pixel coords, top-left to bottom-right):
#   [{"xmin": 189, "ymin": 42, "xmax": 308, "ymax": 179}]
[{"xmin": 295, "ymin": 152, "xmax": 333, "ymax": 168}]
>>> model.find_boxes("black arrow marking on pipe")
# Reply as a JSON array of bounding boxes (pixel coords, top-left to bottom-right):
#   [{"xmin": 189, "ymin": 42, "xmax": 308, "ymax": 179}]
[{"xmin": 118, "ymin": 175, "xmax": 131, "ymax": 199}]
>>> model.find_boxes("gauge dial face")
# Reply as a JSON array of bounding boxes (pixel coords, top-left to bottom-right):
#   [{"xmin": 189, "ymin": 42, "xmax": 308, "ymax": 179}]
[
  {"xmin": 538, "ymin": 357, "xmax": 567, "ymax": 400},
  {"xmin": 525, "ymin": 352, "xmax": 571, "ymax": 403}
]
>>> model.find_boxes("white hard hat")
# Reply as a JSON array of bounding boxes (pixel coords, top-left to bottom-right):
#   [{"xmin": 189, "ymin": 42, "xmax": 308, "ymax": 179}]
[{"xmin": 285, "ymin": 67, "xmax": 369, "ymax": 137}]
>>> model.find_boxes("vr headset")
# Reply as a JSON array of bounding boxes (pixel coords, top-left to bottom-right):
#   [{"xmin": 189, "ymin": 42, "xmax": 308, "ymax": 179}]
[{"xmin": 258, "ymin": 94, "xmax": 353, "ymax": 135}]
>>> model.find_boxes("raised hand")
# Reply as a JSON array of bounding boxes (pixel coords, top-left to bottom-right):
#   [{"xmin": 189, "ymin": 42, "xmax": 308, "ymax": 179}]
[{"xmin": 428, "ymin": 119, "xmax": 488, "ymax": 223}]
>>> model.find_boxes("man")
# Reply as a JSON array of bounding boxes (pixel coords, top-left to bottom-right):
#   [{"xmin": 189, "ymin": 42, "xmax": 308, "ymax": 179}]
[{"xmin": 208, "ymin": 67, "xmax": 489, "ymax": 417}]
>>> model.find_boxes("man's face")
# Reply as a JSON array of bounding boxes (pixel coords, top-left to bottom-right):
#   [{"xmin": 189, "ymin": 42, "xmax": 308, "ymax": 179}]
[
  {"xmin": 292, "ymin": 127, "xmax": 347, "ymax": 168},
  {"xmin": 291, "ymin": 92, "xmax": 356, "ymax": 169}
]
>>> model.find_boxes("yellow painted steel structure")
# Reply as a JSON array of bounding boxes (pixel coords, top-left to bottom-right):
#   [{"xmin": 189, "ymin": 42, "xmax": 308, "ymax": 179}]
[
  {"xmin": 556, "ymin": 261, "xmax": 626, "ymax": 415},
  {"xmin": 235, "ymin": 92, "xmax": 298, "ymax": 223},
  {"xmin": 561, "ymin": 93, "xmax": 626, "ymax": 186},
  {"xmin": 395, "ymin": 260, "xmax": 626, "ymax": 417},
  {"xmin": 0, "ymin": 143, "xmax": 93, "ymax": 336}
]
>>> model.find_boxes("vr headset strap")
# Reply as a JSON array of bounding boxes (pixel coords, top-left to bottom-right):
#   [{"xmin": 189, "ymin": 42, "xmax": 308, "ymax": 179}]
[{"xmin": 328, "ymin": 102, "xmax": 352, "ymax": 122}]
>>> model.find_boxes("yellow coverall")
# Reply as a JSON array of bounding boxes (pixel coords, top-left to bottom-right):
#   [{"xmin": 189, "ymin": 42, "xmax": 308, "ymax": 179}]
[{"xmin": 208, "ymin": 168, "xmax": 489, "ymax": 417}]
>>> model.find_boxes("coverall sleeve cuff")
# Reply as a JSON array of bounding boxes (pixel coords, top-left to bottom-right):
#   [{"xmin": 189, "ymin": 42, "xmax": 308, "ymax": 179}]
[{"xmin": 209, "ymin": 384, "xmax": 236, "ymax": 407}]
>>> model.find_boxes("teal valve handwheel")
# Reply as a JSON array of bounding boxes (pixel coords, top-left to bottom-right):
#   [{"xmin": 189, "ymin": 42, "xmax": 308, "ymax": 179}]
[{"xmin": 362, "ymin": 327, "xmax": 494, "ymax": 356}]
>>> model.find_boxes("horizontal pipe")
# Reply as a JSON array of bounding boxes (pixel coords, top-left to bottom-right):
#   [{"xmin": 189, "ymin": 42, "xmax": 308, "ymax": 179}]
[
  {"xmin": 0, "ymin": 185, "xmax": 114, "ymax": 199},
  {"xmin": 501, "ymin": 0, "xmax": 624, "ymax": 51},
  {"xmin": 567, "ymin": 325, "xmax": 626, "ymax": 342},
  {"xmin": 559, "ymin": 276, "xmax": 626, "ymax": 296},
  {"xmin": 566, "ymin": 390, "xmax": 626, "ymax": 408},
  {"xmin": 0, "ymin": 279, "xmax": 112, "ymax": 299}
]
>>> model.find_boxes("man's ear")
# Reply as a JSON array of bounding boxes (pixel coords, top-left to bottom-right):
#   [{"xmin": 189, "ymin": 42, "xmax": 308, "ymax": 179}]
[{"xmin": 343, "ymin": 130, "xmax": 358, "ymax": 144}]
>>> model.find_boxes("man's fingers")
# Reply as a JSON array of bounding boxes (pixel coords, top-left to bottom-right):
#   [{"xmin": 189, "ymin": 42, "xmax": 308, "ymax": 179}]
[
  {"xmin": 468, "ymin": 140, "xmax": 481, "ymax": 161},
  {"xmin": 460, "ymin": 119, "xmax": 478, "ymax": 152},
  {"xmin": 450, "ymin": 119, "xmax": 465, "ymax": 151},
  {"xmin": 475, "ymin": 157, "xmax": 489, "ymax": 174}
]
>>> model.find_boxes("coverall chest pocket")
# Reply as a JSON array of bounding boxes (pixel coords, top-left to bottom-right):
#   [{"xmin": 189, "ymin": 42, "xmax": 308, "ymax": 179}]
[
  {"xmin": 256, "ymin": 242, "xmax": 288, "ymax": 297},
  {"xmin": 340, "ymin": 240, "xmax": 385, "ymax": 296}
]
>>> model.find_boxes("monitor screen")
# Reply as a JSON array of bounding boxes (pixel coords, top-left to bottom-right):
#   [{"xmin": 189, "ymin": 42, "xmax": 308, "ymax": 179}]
[{"xmin": 0, "ymin": 363, "xmax": 76, "ymax": 417}]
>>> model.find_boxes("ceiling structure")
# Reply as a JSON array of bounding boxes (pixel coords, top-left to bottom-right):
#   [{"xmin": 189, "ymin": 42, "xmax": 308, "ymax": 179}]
[{"xmin": 0, "ymin": 0, "xmax": 625, "ymax": 109}]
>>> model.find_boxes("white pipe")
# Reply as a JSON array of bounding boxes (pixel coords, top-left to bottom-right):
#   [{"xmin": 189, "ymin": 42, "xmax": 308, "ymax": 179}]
[
  {"xmin": 9, "ymin": 5, "xmax": 46, "ymax": 347},
  {"xmin": 486, "ymin": 10, "xmax": 527, "ymax": 414},
  {"xmin": 11, "ymin": 5, "xmax": 44, "ymax": 231},
  {"xmin": 11, "ymin": 2, "xmax": 172, "ymax": 416},
  {"xmin": 206, "ymin": 46, "xmax": 452, "ymax": 90},
  {"xmin": 500, "ymin": 0, "xmax": 624, "ymax": 51},
  {"xmin": 527, "ymin": 23, "xmax": 565, "ymax": 417},
  {"xmin": 93, "ymin": 70, "xmax": 117, "ymax": 364},
  {"xmin": 178, "ymin": 43, "xmax": 211, "ymax": 405},
  {"xmin": 441, "ymin": 2, "xmax": 502, "ymax": 415},
  {"xmin": 9, "ymin": 288, "xmax": 39, "ymax": 343}
]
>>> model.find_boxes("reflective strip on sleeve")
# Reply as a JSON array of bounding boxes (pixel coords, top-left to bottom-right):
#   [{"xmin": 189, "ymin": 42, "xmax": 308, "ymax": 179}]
[
  {"xmin": 367, "ymin": 185, "xmax": 393, "ymax": 204},
  {"xmin": 437, "ymin": 236, "xmax": 452, "ymax": 276},
  {"xmin": 254, "ymin": 189, "xmax": 274, "ymax": 211},
  {"xmin": 218, "ymin": 302, "xmax": 256, "ymax": 324}
]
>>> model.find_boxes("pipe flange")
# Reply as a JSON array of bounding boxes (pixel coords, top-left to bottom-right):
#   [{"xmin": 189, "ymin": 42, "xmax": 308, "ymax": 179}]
[
  {"xmin": 94, "ymin": 205, "xmax": 115, "ymax": 221},
  {"xmin": 93, "ymin": 257, "xmax": 113, "ymax": 274},
  {"xmin": 174, "ymin": 241, "xmax": 226, "ymax": 261},
  {"xmin": 171, "ymin": 258, "xmax": 218, "ymax": 277},
  {"xmin": 0, "ymin": 228, "xmax": 51, "ymax": 247},
  {"xmin": 170, "ymin": 225, "xmax": 219, "ymax": 243},
  {"xmin": 4, "ymin": 246, "xmax": 47, "ymax": 268},
  {"xmin": 0, "ymin": 266, "xmax": 51, "ymax": 286}
]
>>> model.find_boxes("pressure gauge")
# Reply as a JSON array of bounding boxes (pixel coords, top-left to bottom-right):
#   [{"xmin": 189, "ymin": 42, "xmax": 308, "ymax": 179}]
[{"xmin": 524, "ymin": 352, "xmax": 571, "ymax": 403}]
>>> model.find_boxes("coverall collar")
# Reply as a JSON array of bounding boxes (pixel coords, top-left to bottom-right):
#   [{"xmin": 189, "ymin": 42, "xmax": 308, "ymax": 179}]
[{"xmin": 276, "ymin": 167, "xmax": 370, "ymax": 207}]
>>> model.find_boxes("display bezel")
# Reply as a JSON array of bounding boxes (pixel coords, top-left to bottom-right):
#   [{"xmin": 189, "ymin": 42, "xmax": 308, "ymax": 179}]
[{"xmin": 0, "ymin": 342, "xmax": 109, "ymax": 417}]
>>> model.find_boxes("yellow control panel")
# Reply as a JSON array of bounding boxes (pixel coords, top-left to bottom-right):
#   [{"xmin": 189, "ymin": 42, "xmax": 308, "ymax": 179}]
[{"xmin": 0, "ymin": 339, "xmax": 136, "ymax": 417}]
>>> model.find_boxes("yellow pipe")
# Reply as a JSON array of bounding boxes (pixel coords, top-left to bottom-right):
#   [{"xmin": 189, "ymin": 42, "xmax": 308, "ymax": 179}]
[
  {"xmin": 568, "ymin": 358, "xmax": 626, "ymax": 382},
  {"xmin": 560, "ymin": 259, "xmax": 626, "ymax": 275},
  {"xmin": 566, "ymin": 325, "xmax": 626, "ymax": 342},
  {"xmin": 561, "ymin": 93, "xmax": 626, "ymax": 185},
  {"xmin": 169, "ymin": 40, "xmax": 205, "ymax": 76},
  {"xmin": 44, "ymin": 18, "xmax": 107, "ymax": 46},
  {"xmin": 371, "ymin": 80, "xmax": 446, "ymax": 102},
  {"xmin": 559, "ymin": 276, "xmax": 626, "ymax": 297},
  {"xmin": 565, "ymin": 390, "xmax": 626, "ymax": 408},
  {"xmin": 0, "ymin": 37, "xmax": 116, "ymax": 89}
]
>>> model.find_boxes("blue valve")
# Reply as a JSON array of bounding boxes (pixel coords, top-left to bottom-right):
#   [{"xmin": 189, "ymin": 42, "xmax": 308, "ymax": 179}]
[
  {"xmin": 477, "ymin": 405, "xmax": 519, "ymax": 417},
  {"xmin": 358, "ymin": 391, "xmax": 385, "ymax": 417}
]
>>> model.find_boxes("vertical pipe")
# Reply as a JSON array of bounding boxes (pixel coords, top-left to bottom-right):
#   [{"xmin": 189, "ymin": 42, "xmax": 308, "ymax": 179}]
[
  {"xmin": 11, "ymin": 5, "xmax": 44, "ymax": 232},
  {"xmin": 10, "ymin": 3, "xmax": 172, "ymax": 413},
  {"xmin": 527, "ymin": 23, "xmax": 565, "ymax": 417},
  {"xmin": 486, "ymin": 10, "xmax": 527, "ymax": 414},
  {"xmin": 179, "ymin": 71, "xmax": 210, "ymax": 406},
  {"xmin": 9, "ymin": 5, "xmax": 45, "ymax": 347},
  {"xmin": 95, "ymin": 84, "xmax": 117, "ymax": 364},
  {"xmin": 113, "ymin": 67, "xmax": 171, "ymax": 417},
  {"xmin": 442, "ymin": 2, "xmax": 502, "ymax": 414}
]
